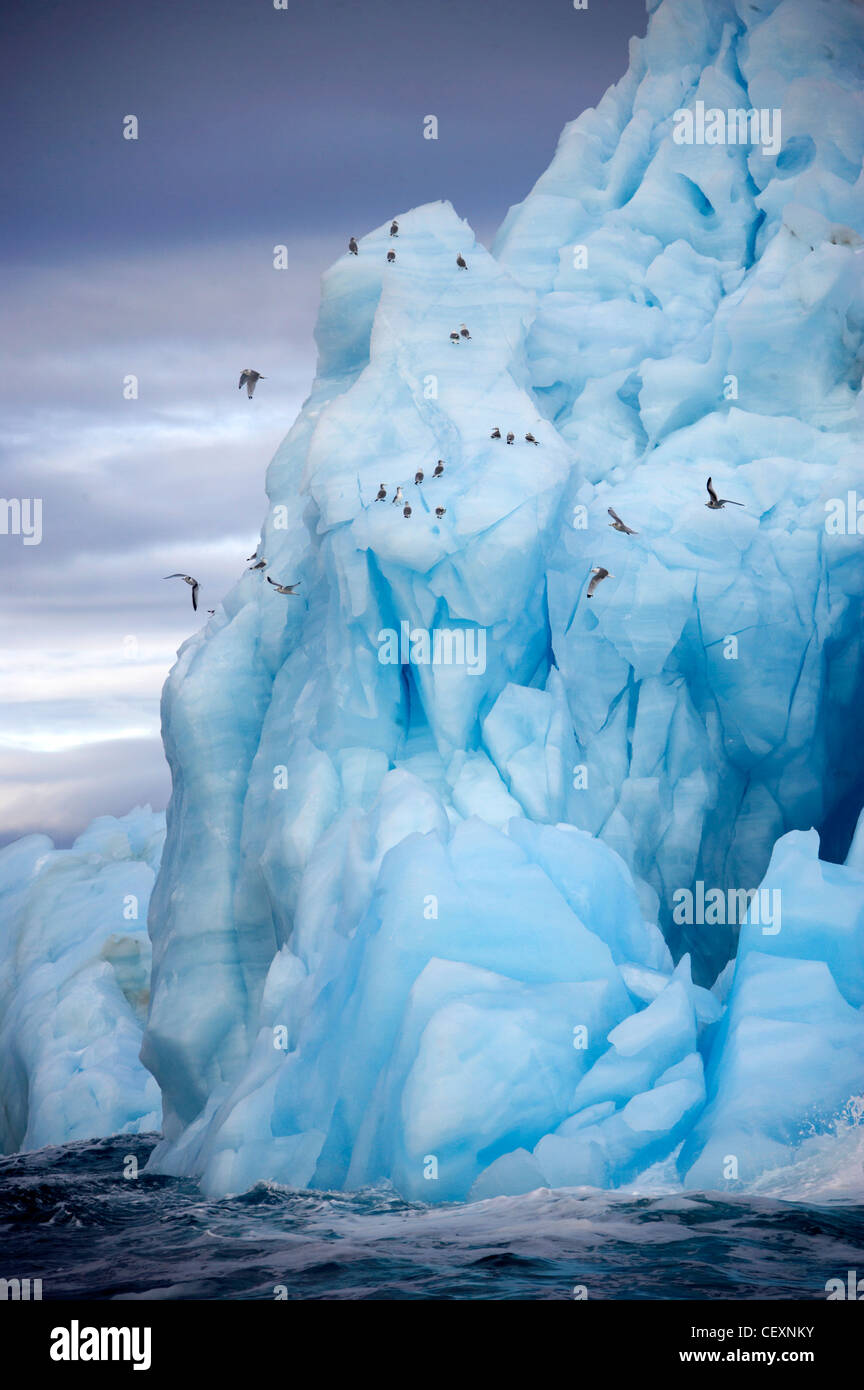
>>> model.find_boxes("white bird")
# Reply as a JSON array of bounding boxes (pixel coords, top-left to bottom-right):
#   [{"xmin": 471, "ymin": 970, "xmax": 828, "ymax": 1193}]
[
  {"xmin": 239, "ymin": 369, "xmax": 265, "ymax": 399},
  {"xmin": 267, "ymin": 576, "xmax": 301, "ymax": 595},
  {"xmin": 392, "ymin": 486, "xmax": 403, "ymax": 505},
  {"xmin": 608, "ymin": 507, "xmax": 638, "ymax": 535},
  {"xmin": 706, "ymin": 476, "xmax": 744, "ymax": 510},
  {"xmin": 587, "ymin": 566, "xmax": 613, "ymax": 598},
  {"xmin": 164, "ymin": 573, "xmax": 199, "ymax": 611}
]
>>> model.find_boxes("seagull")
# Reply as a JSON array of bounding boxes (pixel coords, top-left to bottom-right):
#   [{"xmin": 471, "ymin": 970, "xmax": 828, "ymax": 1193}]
[
  {"xmin": 390, "ymin": 220, "xmax": 399, "ymax": 237},
  {"xmin": 435, "ymin": 506, "xmax": 446, "ymax": 519},
  {"xmin": 491, "ymin": 427, "xmax": 501, "ymax": 440},
  {"xmin": 376, "ymin": 483, "xmax": 387, "ymax": 501},
  {"xmin": 207, "ymin": 609, "xmax": 215, "ymax": 616},
  {"xmin": 506, "ymin": 432, "xmax": 515, "ymax": 445},
  {"xmin": 608, "ymin": 507, "xmax": 638, "ymax": 535},
  {"xmin": 387, "ymin": 250, "xmax": 396, "ymax": 264},
  {"xmin": 433, "ymin": 460, "xmax": 445, "ymax": 478},
  {"xmin": 348, "ymin": 236, "xmax": 358, "ymax": 255},
  {"xmin": 246, "ymin": 548, "xmax": 259, "ymax": 561},
  {"xmin": 706, "ymin": 476, "xmax": 744, "ymax": 510},
  {"xmin": 450, "ymin": 331, "xmax": 460, "ymax": 345},
  {"xmin": 587, "ymin": 567, "xmax": 612, "ymax": 598},
  {"xmin": 456, "ymin": 253, "xmax": 467, "ymax": 270},
  {"xmin": 248, "ymin": 558, "xmax": 267, "ymax": 570},
  {"xmin": 164, "ymin": 573, "xmax": 199, "ymax": 611},
  {"xmin": 414, "ymin": 470, "xmax": 424, "ymax": 485},
  {"xmin": 403, "ymin": 504, "xmax": 412, "ymax": 518},
  {"xmin": 459, "ymin": 324, "xmax": 471, "ymax": 339},
  {"xmin": 267, "ymin": 576, "xmax": 301, "ymax": 595},
  {"xmin": 239, "ymin": 369, "xmax": 265, "ymax": 399},
  {"xmin": 392, "ymin": 486, "xmax": 403, "ymax": 505},
  {"xmin": 525, "ymin": 432, "xmax": 539, "ymax": 446}
]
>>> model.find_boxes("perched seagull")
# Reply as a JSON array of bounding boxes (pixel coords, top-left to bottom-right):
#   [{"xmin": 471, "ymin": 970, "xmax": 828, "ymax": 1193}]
[
  {"xmin": 376, "ymin": 483, "xmax": 387, "ymax": 501},
  {"xmin": 348, "ymin": 236, "xmax": 358, "ymax": 255},
  {"xmin": 450, "ymin": 331, "xmax": 460, "ymax": 345},
  {"xmin": 267, "ymin": 576, "xmax": 301, "ymax": 595},
  {"xmin": 706, "ymin": 476, "xmax": 744, "ymax": 510},
  {"xmin": 390, "ymin": 220, "xmax": 399, "ymax": 236},
  {"xmin": 246, "ymin": 548, "xmax": 259, "ymax": 562},
  {"xmin": 435, "ymin": 506, "xmax": 446, "ymax": 519},
  {"xmin": 491, "ymin": 427, "xmax": 501, "ymax": 440},
  {"xmin": 608, "ymin": 507, "xmax": 638, "ymax": 535},
  {"xmin": 506, "ymin": 432, "xmax": 515, "ymax": 445},
  {"xmin": 587, "ymin": 566, "xmax": 612, "ymax": 598},
  {"xmin": 239, "ymin": 369, "xmax": 265, "ymax": 399},
  {"xmin": 387, "ymin": 250, "xmax": 396, "ymax": 264},
  {"xmin": 414, "ymin": 470, "xmax": 424, "ymax": 485},
  {"xmin": 248, "ymin": 558, "xmax": 267, "ymax": 570},
  {"xmin": 164, "ymin": 573, "xmax": 199, "ymax": 611},
  {"xmin": 525, "ymin": 432, "xmax": 539, "ymax": 446},
  {"xmin": 403, "ymin": 504, "xmax": 412, "ymax": 518},
  {"xmin": 459, "ymin": 324, "xmax": 471, "ymax": 339},
  {"xmin": 392, "ymin": 485, "xmax": 403, "ymax": 505},
  {"xmin": 456, "ymin": 253, "xmax": 467, "ymax": 270},
  {"xmin": 433, "ymin": 460, "xmax": 445, "ymax": 478}
]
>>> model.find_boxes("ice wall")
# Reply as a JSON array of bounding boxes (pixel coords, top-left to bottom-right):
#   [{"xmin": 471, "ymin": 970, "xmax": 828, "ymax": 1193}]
[
  {"xmin": 0, "ymin": 809, "xmax": 163, "ymax": 1152},
  {"xmin": 140, "ymin": 0, "xmax": 864, "ymax": 1198}
]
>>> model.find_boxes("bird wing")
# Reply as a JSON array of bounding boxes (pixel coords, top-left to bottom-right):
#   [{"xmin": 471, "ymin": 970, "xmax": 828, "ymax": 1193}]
[
  {"xmin": 267, "ymin": 576, "xmax": 278, "ymax": 587},
  {"xmin": 164, "ymin": 573, "xmax": 188, "ymax": 580},
  {"xmin": 607, "ymin": 507, "xmax": 621, "ymax": 524},
  {"xmin": 721, "ymin": 499, "xmax": 745, "ymax": 506},
  {"xmin": 239, "ymin": 371, "xmax": 248, "ymax": 388},
  {"xmin": 191, "ymin": 582, "xmax": 199, "ymax": 611},
  {"xmin": 246, "ymin": 377, "xmax": 256, "ymax": 397},
  {"xmin": 706, "ymin": 477, "xmax": 719, "ymax": 504}
]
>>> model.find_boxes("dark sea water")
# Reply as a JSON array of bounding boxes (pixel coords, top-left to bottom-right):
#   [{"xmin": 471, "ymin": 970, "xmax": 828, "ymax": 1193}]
[{"xmin": 1, "ymin": 1134, "xmax": 863, "ymax": 1301}]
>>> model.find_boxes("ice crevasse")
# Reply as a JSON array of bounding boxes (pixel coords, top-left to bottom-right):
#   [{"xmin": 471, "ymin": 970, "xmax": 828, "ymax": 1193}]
[{"xmin": 2, "ymin": 0, "xmax": 863, "ymax": 1198}]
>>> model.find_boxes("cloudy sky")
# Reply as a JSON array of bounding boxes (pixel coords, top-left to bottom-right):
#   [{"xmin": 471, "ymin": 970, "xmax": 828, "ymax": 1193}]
[{"xmin": 1, "ymin": 0, "xmax": 648, "ymax": 845}]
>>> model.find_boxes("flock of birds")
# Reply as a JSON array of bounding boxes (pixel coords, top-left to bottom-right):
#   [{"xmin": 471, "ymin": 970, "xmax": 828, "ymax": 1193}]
[
  {"xmin": 164, "ymin": 216, "xmax": 746, "ymax": 615},
  {"xmin": 587, "ymin": 477, "xmax": 743, "ymax": 597}
]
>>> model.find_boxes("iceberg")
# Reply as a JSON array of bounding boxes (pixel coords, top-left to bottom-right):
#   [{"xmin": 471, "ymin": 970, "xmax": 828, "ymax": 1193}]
[
  {"xmin": 0, "ymin": 809, "xmax": 163, "ymax": 1151},
  {"xmin": 2, "ymin": 0, "xmax": 862, "ymax": 1205},
  {"xmin": 139, "ymin": 0, "xmax": 864, "ymax": 1198}
]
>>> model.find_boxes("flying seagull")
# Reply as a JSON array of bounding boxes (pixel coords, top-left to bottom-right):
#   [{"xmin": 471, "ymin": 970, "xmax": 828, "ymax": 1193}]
[
  {"xmin": 387, "ymin": 250, "xmax": 396, "ymax": 264},
  {"xmin": 164, "ymin": 573, "xmax": 199, "ymax": 611},
  {"xmin": 348, "ymin": 236, "xmax": 358, "ymax": 255},
  {"xmin": 525, "ymin": 432, "xmax": 539, "ymax": 446},
  {"xmin": 706, "ymin": 476, "xmax": 744, "ymax": 510},
  {"xmin": 587, "ymin": 566, "xmax": 613, "ymax": 598},
  {"xmin": 267, "ymin": 576, "xmax": 301, "ymax": 595},
  {"xmin": 390, "ymin": 220, "xmax": 399, "ymax": 236},
  {"xmin": 491, "ymin": 427, "xmax": 501, "ymax": 440},
  {"xmin": 239, "ymin": 369, "xmax": 265, "ymax": 399},
  {"xmin": 376, "ymin": 483, "xmax": 387, "ymax": 501},
  {"xmin": 608, "ymin": 507, "xmax": 638, "ymax": 535},
  {"xmin": 433, "ymin": 460, "xmax": 445, "ymax": 478},
  {"xmin": 456, "ymin": 253, "xmax": 467, "ymax": 270},
  {"xmin": 414, "ymin": 470, "xmax": 424, "ymax": 485}
]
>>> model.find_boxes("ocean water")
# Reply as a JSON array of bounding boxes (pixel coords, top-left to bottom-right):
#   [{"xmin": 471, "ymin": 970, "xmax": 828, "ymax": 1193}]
[{"xmin": 1, "ymin": 1135, "xmax": 863, "ymax": 1300}]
